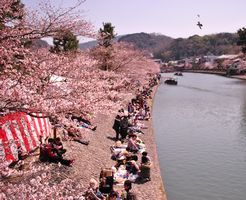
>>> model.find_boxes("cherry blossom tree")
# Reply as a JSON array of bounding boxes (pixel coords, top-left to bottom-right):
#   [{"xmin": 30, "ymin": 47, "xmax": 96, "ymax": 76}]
[
  {"xmin": 0, "ymin": 0, "xmax": 94, "ymax": 116},
  {"xmin": 0, "ymin": 2, "xmax": 161, "ymax": 199},
  {"xmin": 1, "ymin": 0, "xmax": 159, "ymax": 120},
  {"xmin": 1, "ymin": 1, "xmax": 160, "ymax": 123},
  {"xmin": 91, "ymin": 41, "xmax": 160, "ymax": 92}
]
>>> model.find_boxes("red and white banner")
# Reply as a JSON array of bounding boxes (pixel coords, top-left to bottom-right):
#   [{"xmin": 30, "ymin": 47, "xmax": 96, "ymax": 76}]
[{"xmin": 0, "ymin": 112, "xmax": 51, "ymax": 161}]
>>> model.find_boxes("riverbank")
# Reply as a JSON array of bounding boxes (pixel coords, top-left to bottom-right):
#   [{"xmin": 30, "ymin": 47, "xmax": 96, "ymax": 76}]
[
  {"xmin": 182, "ymin": 69, "xmax": 226, "ymax": 76},
  {"xmin": 182, "ymin": 70, "xmax": 246, "ymax": 81},
  {"xmin": 63, "ymin": 85, "xmax": 167, "ymax": 199}
]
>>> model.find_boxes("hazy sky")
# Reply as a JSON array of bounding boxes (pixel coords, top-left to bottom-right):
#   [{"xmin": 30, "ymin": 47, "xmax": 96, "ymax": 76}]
[{"xmin": 23, "ymin": 0, "xmax": 246, "ymax": 39}]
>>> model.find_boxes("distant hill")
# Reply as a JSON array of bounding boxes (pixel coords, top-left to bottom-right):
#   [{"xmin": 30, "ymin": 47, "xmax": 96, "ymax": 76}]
[
  {"xmin": 79, "ymin": 32, "xmax": 241, "ymax": 62},
  {"xmin": 79, "ymin": 36, "xmax": 122, "ymax": 49},
  {"xmin": 118, "ymin": 32, "xmax": 173, "ymax": 54},
  {"xmin": 155, "ymin": 33, "xmax": 241, "ymax": 61},
  {"xmin": 79, "ymin": 33, "xmax": 173, "ymax": 52}
]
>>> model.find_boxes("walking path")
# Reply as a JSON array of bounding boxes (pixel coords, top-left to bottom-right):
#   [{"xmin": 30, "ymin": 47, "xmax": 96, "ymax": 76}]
[{"xmin": 65, "ymin": 85, "xmax": 167, "ymax": 199}]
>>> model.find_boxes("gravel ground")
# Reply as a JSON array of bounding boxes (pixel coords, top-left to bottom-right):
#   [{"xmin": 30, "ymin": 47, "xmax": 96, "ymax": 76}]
[
  {"xmin": 64, "ymin": 86, "xmax": 167, "ymax": 200},
  {"xmin": 3, "ymin": 86, "xmax": 167, "ymax": 200}
]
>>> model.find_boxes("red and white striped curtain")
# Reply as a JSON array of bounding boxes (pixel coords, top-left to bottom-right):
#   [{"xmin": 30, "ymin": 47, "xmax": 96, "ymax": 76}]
[{"xmin": 0, "ymin": 112, "xmax": 52, "ymax": 161}]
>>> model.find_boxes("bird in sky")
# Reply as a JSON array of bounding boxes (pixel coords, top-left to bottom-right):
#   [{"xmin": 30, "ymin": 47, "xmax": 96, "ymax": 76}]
[{"xmin": 197, "ymin": 21, "xmax": 203, "ymax": 29}]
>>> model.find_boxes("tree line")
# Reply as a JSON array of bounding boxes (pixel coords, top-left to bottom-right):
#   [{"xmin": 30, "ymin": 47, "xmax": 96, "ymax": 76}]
[
  {"xmin": 154, "ymin": 33, "xmax": 241, "ymax": 61},
  {"xmin": 118, "ymin": 32, "xmax": 243, "ymax": 62}
]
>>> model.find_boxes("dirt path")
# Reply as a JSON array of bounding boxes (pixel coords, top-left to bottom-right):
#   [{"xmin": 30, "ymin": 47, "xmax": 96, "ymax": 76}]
[{"xmin": 63, "ymin": 86, "xmax": 167, "ymax": 199}]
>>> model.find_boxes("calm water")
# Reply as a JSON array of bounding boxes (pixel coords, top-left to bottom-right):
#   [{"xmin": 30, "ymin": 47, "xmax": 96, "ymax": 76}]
[{"xmin": 153, "ymin": 73, "xmax": 246, "ymax": 200}]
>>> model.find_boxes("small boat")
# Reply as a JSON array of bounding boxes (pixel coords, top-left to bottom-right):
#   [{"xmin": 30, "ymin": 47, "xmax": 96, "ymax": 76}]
[
  {"xmin": 174, "ymin": 72, "xmax": 183, "ymax": 76},
  {"xmin": 164, "ymin": 77, "xmax": 178, "ymax": 85}
]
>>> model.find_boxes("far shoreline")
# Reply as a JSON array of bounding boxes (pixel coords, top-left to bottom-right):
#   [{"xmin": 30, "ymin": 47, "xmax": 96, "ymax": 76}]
[{"xmin": 175, "ymin": 70, "xmax": 246, "ymax": 81}]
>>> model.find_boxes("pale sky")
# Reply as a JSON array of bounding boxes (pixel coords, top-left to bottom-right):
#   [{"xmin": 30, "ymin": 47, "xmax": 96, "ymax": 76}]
[{"xmin": 23, "ymin": 0, "xmax": 246, "ymax": 40}]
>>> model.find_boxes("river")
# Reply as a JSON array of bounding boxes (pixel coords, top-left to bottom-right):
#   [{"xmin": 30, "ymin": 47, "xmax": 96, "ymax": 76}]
[{"xmin": 153, "ymin": 73, "xmax": 246, "ymax": 200}]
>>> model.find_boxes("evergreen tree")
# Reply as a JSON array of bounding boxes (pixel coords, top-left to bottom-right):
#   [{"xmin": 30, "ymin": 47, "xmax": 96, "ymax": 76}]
[
  {"xmin": 51, "ymin": 30, "xmax": 79, "ymax": 53},
  {"xmin": 237, "ymin": 27, "xmax": 246, "ymax": 54},
  {"xmin": 98, "ymin": 22, "xmax": 116, "ymax": 48},
  {"xmin": 96, "ymin": 23, "xmax": 116, "ymax": 70}
]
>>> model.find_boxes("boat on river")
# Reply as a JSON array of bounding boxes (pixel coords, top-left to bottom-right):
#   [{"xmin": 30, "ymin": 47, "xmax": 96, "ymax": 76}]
[
  {"xmin": 174, "ymin": 72, "xmax": 183, "ymax": 76},
  {"xmin": 164, "ymin": 77, "xmax": 178, "ymax": 85}
]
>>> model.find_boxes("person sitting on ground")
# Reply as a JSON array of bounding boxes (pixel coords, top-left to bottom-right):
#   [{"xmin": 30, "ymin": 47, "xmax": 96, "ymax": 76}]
[
  {"xmin": 112, "ymin": 140, "xmax": 123, "ymax": 149},
  {"xmin": 110, "ymin": 141, "xmax": 125, "ymax": 160},
  {"xmin": 71, "ymin": 114, "xmax": 97, "ymax": 131},
  {"xmin": 78, "ymin": 120, "xmax": 97, "ymax": 131},
  {"xmin": 136, "ymin": 108, "xmax": 147, "ymax": 120},
  {"xmin": 65, "ymin": 126, "xmax": 89, "ymax": 145},
  {"xmin": 118, "ymin": 147, "xmax": 132, "ymax": 161},
  {"xmin": 99, "ymin": 169, "xmax": 114, "ymax": 195},
  {"xmin": 114, "ymin": 147, "xmax": 133, "ymax": 168},
  {"xmin": 17, "ymin": 145, "xmax": 28, "ymax": 160},
  {"xmin": 139, "ymin": 151, "xmax": 151, "ymax": 182},
  {"xmin": 131, "ymin": 99, "xmax": 137, "ymax": 108},
  {"xmin": 9, "ymin": 146, "xmax": 28, "ymax": 168},
  {"xmin": 143, "ymin": 104, "xmax": 151, "ymax": 120},
  {"xmin": 53, "ymin": 137, "xmax": 66, "ymax": 157},
  {"xmin": 107, "ymin": 191, "xmax": 119, "ymax": 200},
  {"xmin": 127, "ymin": 134, "xmax": 141, "ymax": 153},
  {"xmin": 128, "ymin": 116, "xmax": 145, "ymax": 133},
  {"xmin": 121, "ymin": 180, "xmax": 137, "ymax": 200},
  {"xmin": 84, "ymin": 178, "xmax": 105, "ymax": 200},
  {"xmin": 128, "ymin": 102, "xmax": 134, "ymax": 114},
  {"xmin": 126, "ymin": 155, "xmax": 140, "ymax": 175},
  {"xmin": 141, "ymin": 151, "xmax": 151, "ymax": 165},
  {"xmin": 39, "ymin": 138, "xmax": 73, "ymax": 166}
]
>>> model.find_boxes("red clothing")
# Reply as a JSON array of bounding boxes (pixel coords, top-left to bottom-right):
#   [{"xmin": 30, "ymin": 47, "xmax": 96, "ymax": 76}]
[{"xmin": 44, "ymin": 144, "xmax": 56, "ymax": 158}]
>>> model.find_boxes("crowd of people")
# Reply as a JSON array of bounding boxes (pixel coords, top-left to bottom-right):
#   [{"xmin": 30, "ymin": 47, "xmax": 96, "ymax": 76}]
[
  {"xmin": 82, "ymin": 74, "xmax": 160, "ymax": 200},
  {"xmin": 36, "ymin": 73, "xmax": 160, "ymax": 199},
  {"xmin": 38, "ymin": 114, "xmax": 98, "ymax": 166}
]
